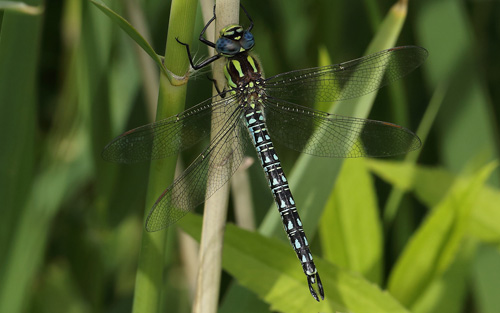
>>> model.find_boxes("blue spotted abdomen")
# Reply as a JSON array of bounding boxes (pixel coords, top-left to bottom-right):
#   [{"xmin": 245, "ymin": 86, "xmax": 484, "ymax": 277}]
[{"xmin": 244, "ymin": 105, "xmax": 318, "ymax": 278}]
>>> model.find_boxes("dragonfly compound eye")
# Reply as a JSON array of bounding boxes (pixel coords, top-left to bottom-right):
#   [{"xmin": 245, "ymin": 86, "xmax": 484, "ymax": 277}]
[
  {"xmin": 216, "ymin": 37, "xmax": 240, "ymax": 56},
  {"xmin": 240, "ymin": 31, "xmax": 255, "ymax": 50}
]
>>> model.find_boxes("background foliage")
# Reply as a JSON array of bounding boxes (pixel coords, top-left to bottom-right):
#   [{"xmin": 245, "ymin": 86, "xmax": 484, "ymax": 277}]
[{"xmin": 1, "ymin": 0, "xmax": 499, "ymax": 312}]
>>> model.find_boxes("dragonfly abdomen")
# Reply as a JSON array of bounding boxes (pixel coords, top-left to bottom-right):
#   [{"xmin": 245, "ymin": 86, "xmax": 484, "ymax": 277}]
[{"xmin": 244, "ymin": 106, "xmax": 324, "ymax": 301}]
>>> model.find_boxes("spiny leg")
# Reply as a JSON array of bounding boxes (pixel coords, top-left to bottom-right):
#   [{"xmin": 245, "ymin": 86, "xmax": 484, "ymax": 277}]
[
  {"xmin": 206, "ymin": 76, "xmax": 228, "ymax": 98},
  {"xmin": 175, "ymin": 5, "xmax": 219, "ymax": 70},
  {"xmin": 198, "ymin": 5, "xmax": 217, "ymax": 48},
  {"xmin": 176, "ymin": 38, "xmax": 222, "ymax": 70},
  {"xmin": 240, "ymin": 3, "xmax": 254, "ymax": 31}
]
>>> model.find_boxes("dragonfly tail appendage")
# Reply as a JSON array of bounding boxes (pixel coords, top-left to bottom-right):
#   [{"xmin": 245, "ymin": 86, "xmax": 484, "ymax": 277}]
[{"xmin": 307, "ymin": 272, "xmax": 324, "ymax": 302}]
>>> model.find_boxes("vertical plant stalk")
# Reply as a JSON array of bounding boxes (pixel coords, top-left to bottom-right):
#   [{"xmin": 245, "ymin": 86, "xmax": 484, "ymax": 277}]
[
  {"xmin": 383, "ymin": 82, "xmax": 447, "ymax": 228},
  {"xmin": 232, "ymin": 157, "xmax": 256, "ymax": 231},
  {"xmin": 131, "ymin": 0, "xmax": 198, "ymax": 312},
  {"xmin": 191, "ymin": 1, "xmax": 239, "ymax": 312}
]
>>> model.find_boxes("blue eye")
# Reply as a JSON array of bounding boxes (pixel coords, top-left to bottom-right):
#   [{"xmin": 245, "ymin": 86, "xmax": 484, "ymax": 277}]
[
  {"xmin": 216, "ymin": 37, "xmax": 240, "ymax": 55},
  {"xmin": 240, "ymin": 31, "xmax": 255, "ymax": 50}
]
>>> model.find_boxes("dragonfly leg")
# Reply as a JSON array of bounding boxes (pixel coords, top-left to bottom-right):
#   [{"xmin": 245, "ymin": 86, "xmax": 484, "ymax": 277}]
[
  {"xmin": 175, "ymin": 38, "xmax": 221, "ymax": 70},
  {"xmin": 198, "ymin": 5, "xmax": 217, "ymax": 48},
  {"xmin": 206, "ymin": 75, "xmax": 228, "ymax": 98},
  {"xmin": 240, "ymin": 4, "xmax": 254, "ymax": 31},
  {"xmin": 176, "ymin": 5, "xmax": 221, "ymax": 70}
]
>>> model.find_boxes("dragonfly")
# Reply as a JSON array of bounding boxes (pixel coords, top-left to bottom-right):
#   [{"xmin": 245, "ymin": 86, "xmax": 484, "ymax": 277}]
[{"xmin": 102, "ymin": 5, "xmax": 428, "ymax": 301}]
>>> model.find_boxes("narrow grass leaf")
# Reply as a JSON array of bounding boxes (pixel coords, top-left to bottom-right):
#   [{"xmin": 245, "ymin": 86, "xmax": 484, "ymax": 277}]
[{"xmin": 90, "ymin": 0, "xmax": 173, "ymax": 81}]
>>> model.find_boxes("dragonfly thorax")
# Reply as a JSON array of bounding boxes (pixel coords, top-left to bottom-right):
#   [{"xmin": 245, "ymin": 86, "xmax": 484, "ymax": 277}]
[{"xmin": 224, "ymin": 53, "xmax": 263, "ymax": 86}]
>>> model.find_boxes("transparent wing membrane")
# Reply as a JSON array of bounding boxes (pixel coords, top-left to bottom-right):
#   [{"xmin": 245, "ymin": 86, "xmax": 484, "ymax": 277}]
[
  {"xmin": 145, "ymin": 110, "xmax": 246, "ymax": 231},
  {"xmin": 263, "ymin": 97, "xmax": 421, "ymax": 158},
  {"xmin": 102, "ymin": 94, "xmax": 238, "ymax": 163},
  {"xmin": 265, "ymin": 46, "xmax": 428, "ymax": 105}
]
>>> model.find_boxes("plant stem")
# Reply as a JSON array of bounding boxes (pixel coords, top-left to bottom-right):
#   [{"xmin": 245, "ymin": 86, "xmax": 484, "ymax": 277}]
[
  {"xmin": 131, "ymin": 0, "xmax": 198, "ymax": 312},
  {"xmin": 191, "ymin": 1, "xmax": 239, "ymax": 312}
]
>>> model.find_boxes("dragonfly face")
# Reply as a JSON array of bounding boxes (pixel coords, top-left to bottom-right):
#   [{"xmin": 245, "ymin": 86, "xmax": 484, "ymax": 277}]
[{"xmin": 216, "ymin": 24, "xmax": 255, "ymax": 57}]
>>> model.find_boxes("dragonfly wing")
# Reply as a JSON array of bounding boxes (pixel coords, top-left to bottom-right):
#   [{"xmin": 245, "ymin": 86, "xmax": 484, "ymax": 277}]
[
  {"xmin": 263, "ymin": 97, "xmax": 421, "ymax": 158},
  {"xmin": 264, "ymin": 46, "xmax": 428, "ymax": 105},
  {"xmin": 145, "ymin": 109, "xmax": 247, "ymax": 231},
  {"xmin": 102, "ymin": 94, "xmax": 238, "ymax": 163}
]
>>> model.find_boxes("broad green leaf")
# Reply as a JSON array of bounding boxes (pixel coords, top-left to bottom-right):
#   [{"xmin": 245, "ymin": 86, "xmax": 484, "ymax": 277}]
[
  {"xmin": 319, "ymin": 158, "xmax": 383, "ymax": 284},
  {"xmin": 179, "ymin": 213, "xmax": 410, "ymax": 313},
  {"xmin": 387, "ymin": 161, "xmax": 497, "ymax": 308},
  {"xmin": 410, "ymin": 239, "xmax": 475, "ymax": 313},
  {"xmin": 367, "ymin": 159, "xmax": 500, "ymax": 242}
]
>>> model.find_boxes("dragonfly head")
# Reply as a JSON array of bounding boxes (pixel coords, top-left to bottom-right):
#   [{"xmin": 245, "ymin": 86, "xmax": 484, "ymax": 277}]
[{"xmin": 216, "ymin": 24, "xmax": 255, "ymax": 57}]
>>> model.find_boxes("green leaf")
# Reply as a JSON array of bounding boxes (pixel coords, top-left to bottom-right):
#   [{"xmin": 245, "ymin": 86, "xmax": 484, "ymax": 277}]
[
  {"xmin": 416, "ymin": 0, "xmax": 500, "ymax": 185},
  {"xmin": 367, "ymin": 159, "xmax": 500, "ymax": 242},
  {"xmin": 410, "ymin": 239, "xmax": 475, "ymax": 313},
  {"xmin": 179, "ymin": 214, "xmax": 409, "ymax": 313},
  {"xmin": 319, "ymin": 158, "xmax": 383, "ymax": 284},
  {"xmin": 387, "ymin": 161, "xmax": 497, "ymax": 308},
  {"xmin": 471, "ymin": 245, "xmax": 500, "ymax": 313},
  {"xmin": 383, "ymin": 82, "xmax": 447, "ymax": 226}
]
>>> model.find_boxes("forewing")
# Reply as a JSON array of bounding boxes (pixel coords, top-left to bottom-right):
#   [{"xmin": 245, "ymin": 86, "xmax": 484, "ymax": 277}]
[{"xmin": 264, "ymin": 46, "xmax": 428, "ymax": 105}]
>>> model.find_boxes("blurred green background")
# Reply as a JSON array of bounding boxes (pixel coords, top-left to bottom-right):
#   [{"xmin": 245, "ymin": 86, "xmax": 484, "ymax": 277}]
[{"xmin": 1, "ymin": 0, "xmax": 499, "ymax": 312}]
